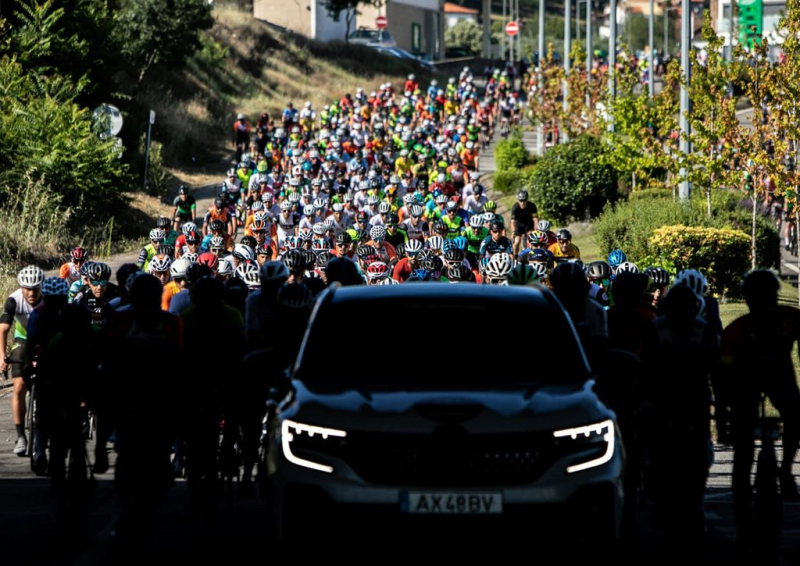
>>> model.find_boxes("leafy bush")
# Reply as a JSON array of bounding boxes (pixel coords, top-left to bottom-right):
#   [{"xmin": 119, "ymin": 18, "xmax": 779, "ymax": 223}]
[
  {"xmin": 444, "ymin": 20, "xmax": 482, "ymax": 53},
  {"xmin": 494, "ymin": 135, "xmax": 529, "ymax": 171},
  {"xmin": 139, "ymin": 135, "xmax": 169, "ymax": 196},
  {"xmin": 492, "ymin": 169, "xmax": 522, "ymax": 195},
  {"xmin": 649, "ymin": 226, "xmax": 751, "ymax": 295},
  {"xmin": 531, "ymin": 135, "xmax": 619, "ymax": 223}
]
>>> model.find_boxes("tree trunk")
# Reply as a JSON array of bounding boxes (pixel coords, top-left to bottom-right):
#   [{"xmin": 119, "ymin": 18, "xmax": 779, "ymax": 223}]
[
  {"xmin": 751, "ymin": 182, "xmax": 757, "ymax": 270},
  {"xmin": 796, "ymin": 209, "xmax": 800, "ymax": 307},
  {"xmin": 707, "ymin": 187, "xmax": 711, "ymax": 218}
]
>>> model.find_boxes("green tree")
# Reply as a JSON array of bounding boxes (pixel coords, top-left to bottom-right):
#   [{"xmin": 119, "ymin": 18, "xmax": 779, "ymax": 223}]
[
  {"xmin": 114, "ymin": 0, "xmax": 214, "ymax": 87},
  {"xmin": 445, "ymin": 20, "xmax": 482, "ymax": 53},
  {"xmin": 323, "ymin": 0, "xmax": 384, "ymax": 41}
]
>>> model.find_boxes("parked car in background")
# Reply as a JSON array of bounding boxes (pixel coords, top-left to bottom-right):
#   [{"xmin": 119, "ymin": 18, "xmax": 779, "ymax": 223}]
[
  {"xmin": 370, "ymin": 45, "xmax": 436, "ymax": 72},
  {"xmin": 347, "ymin": 27, "xmax": 396, "ymax": 47}
]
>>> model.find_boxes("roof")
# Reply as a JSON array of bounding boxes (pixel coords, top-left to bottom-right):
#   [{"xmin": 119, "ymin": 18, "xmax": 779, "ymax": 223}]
[{"xmin": 444, "ymin": 2, "xmax": 480, "ymax": 14}]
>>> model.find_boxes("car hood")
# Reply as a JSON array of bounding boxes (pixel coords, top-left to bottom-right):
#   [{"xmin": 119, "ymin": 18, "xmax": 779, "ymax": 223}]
[{"xmin": 282, "ymin": 380, "xmax": 613, "ymax": 434}]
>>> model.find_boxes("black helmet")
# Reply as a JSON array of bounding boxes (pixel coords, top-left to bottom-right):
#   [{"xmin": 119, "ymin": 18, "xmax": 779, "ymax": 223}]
[
  {"xmin": 86, "ymin": 262, "xmax": 112, "ymax": 281},
  {"xmin": 643, "ymin": 266, "xmax": 671, "ymax": 288},
  {"xmin": 157, "ymin": 244, "xmax": 175, "ymax": 258},
  {"xmin": 282, "ymin": 248, "xmax": 306, "ymax": 272},
  {"xmin": 214, "ymin": 197, "xmax": 224, "ymax": 209},
  {"xmin": 489, "ymin": 221, "xmax": 504, "ymax": 232},
  {"xmin": 325, "ymin": 257, "xmax": 363, "ymax": 286},
  {"xmin": 443, "ymin": 248, "xmax": 465, "ymax": 263},
  {"xmin": 587, "ymin": 261, "xmax": 612, "ymax": 281},
  {"xmin": 336, "ymin": 232, "xmax": 352, "ymax": 245},
  {"xmin": 316, "ymin": 251, "xmax": 334, "ymax": 268},
  {"xmin": 516, "ymin": 189, "xmax": 529, "ymax": 201},
  {"xmin": 209, "ymin": 220, "xmax": 225, "ymax": 233},
  {"xmin": 556, "ymin": 229, "xmax": 572, "ymax": 241},
  {"xmin": 157, "ymin": 216, "xmax": 171, "ymax": 229},
  {"xmin": 276, "ymin": 282, "xmax": 313, "ymax": 309},
  {"xmin": 301, "ymin": 249, "xmax": 316, "ymax": 269},
  {"xmin": 433, "ymin": 221, "xmax": 447, "ymax": 235},
  {"xmin": 356, "ymin": 244, "xmax": 376, "ymax": 258},
  {"xmin": 240, "ymin": 235, "xmax": 257, "ymax": 249},
  {"xmin": 178, "ymin": 185, "xmax": 188, "ymax": 195},
  {"xmin": 550, "ymin": 262, "xmax": 590, "ymax": 295}
]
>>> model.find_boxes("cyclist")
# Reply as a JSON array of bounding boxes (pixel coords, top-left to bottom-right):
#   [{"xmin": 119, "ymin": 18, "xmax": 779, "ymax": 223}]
[
  {"xmin": 172, "ymin": 186, "xmax": 196, "ymax": 232},
  {"xmin": 204, "ymin": 197, "xmax": 234, "ymax": 237},
  {"xmin": 548, "ymin": 229, "xmax": 581, "ymax": 261},
  {"xmin": 479, "ymin": 221, "xmax": 513, "ymax": 257},
  {"xmin": 233, "ymin": 113, "xmax": 251, "ymax": 163},
  {"xmin": 510, "ymin": 189, "xmax": 538, "ymax": 257},
  {"xmin": 59, "ymin": 247, "xmax": 88, "ymax": 284},
  {"xmin": 719, "ymin": 270, "xmax": 800, "ymax": 549},
  {"xmin": 138, "ymin": 228, "xmax": 165, "ymax": 272},
  {"xmin": 73, "ymin": 262, "xmax": 119, "ymax": 326},
  {"xmin": 0, "ymin": 265, "xmax": 45, "ymax": 455}
]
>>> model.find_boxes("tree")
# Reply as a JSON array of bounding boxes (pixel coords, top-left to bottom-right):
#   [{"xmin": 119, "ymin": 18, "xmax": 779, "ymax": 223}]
[
  {"xmin": 322, "ymin": 0, "xmax": 383, "ymax": 41},
  {"xmin": 445, "ymin": 20, "xmax": 482, "ymax": 53},
  {"xmin": 560, "ymin": 41, "xmax": 609, "ymax": 139},
  {"xmin": 526, "ymin": 43, "xmax": 564, "ymax": 142},
  {"xmin": 113, "ymin": 0, "xmax": 214, "ymax": 88}
]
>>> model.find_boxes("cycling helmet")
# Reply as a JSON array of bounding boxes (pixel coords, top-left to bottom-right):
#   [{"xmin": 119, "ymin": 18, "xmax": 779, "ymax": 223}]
[
  {"xmin": 378, "ymin": 202, "xmax": 391, "ymax": 214},
  {"xmin": 309, "ymin": 222, "xmax": 324, "ymax": 236},
  {"xmin": 183, "ymin": 252, "xmax": 199, "ymax": 264},
  {"xmin": 741, "ymin": 269, "xmax": 780, "ymax": 304},
  {"xmin": 587, "ymin": 261, "xmax": 612, "ymax": 281},
  {"xmin": 149, "ymin": 228, "xmax": 166, "ymax": 242},
  {"xmin": 427, "ymin": 235, "xmax": 444, "ymax": 251},
  {"xmin": 71, "ymin": 246, "xmax": 88, "ymax": 261},
  {"xmin": 379, "ymin": 277, "xmax": 399, "ymax": 285},
  {"xmin": 157, "ymin": 244, "xmax": 175, "ymax": 258},
  {"xmin": 420, "ymin": 254, "xmax": 443, "ymax": 273},
  {"xmin": 252, "ymin": 219, "xmax": 268, "ymax": 232},
  {"xmin": 42, "ymin": 276, "xmax": 69, "ymax": 296},
  {"xmin": 673, "ymin": 269, "xmax": 708, "ymax": 297},
  {"xmin": 409, "ymin": 204, "xmax": 424, "ymax": 218},
  {"xmin": 261, "ymin": 261, "xmax": 290, "ymax": 283},
  {"xmin": 507, "ymin": 264, "xmax": 539, "ymax": 286},
  {"xmin": 157, "ymin": 217, "xmax": 171, "ymax": 230},
  {"xmin": 447, "ymin": 263, "xmax": 469, "ymax": 282},
  {"xmin": 303, "ymin": 204, "xmax": 315, "ymax": 217},
  {"xmin": 209, "ymin": 220, "xmax": 225, "ymax": 233},
  {"xmin": 280, "ymin": 200, "xmax": 293, "ymax": 211},
  {"xmin": 442, "ymin": 239, "xmax": 456, "ymax": 253},
  {"xmin": 241, "ymin": 236, "xmax": 258, "ymax": 249},
  {"xmin": 301, "ymin": 249, "xmax": 316, "ymax": 268},
  {"xmin": 615, "ymin": 261, "xmax": 640, "ymax": 274},
  {"xmin": 170, "ymin": 258, "xmax": 191, "ymax": 279},
  {"xmin": 236, "ymin": 262, "xmax": 261, "ymax": 287},
  {"xmin": 149, "ymin": 255, "xmax": 172, "ymax": 273},
  {"xmin": 276, "ymin": 283, "xmax": 313, "ymax": 309},
  {"xmin": 182, "ymin": 222, "xmax": 197, "ymax": 236},
  {"xmin": 197, "ymin": 252, "xmax": 219, "ymax": 271},
  {"xmin": 452, "ymin": 236, "xmax": 468, "ymax": 251},
  {"xmin": 313, "ymin": 198, "xmax": 327, "ymax": 210},
  {"xmin": 366, "ymin": 262, "xmax": 390, "ymax": 280},
  {"xmin": 409, "ymin": 268, "xmax": 432, "ymax": 281},
  {"xmin": 251, "ymin": 200, "xmax": 264, "ymax": 212},
  {"xmin": 529, "ymin": 248, "xmax": 554, "ymax": 267},
  {"xmin": 433, "ymin": 221, "xmax": 447, "ymax": 236},
  {"xmin": 366, "ymin": 194, "xmax": 380, "ymax": 205},
  {"xmin": 233, "ymin": 243, "xmax": 255, "ymax": 262},
  {"xmin": 484, "ymin": 200, "xmax": 497, "ymax": 212},
  {"xmin": 516, "ymin": 189, "xmax": 529, "ymax": 201},
  {"xmin": 336, "ymin": 232, "xmax": 353, "ymax": 245},
  {"xmin": 532, "ymin": 262, "xmax": 548, "ymax": 279},
  {"xmin": 315, "ymin": 251, "xmax": 334, "ymax": 268},
  {"xmin": 256, "ymin": 243, "xmax": 273, "ymax": 257},
  {"xmin": 405, "ymin": 239, "xmax": 423, "ymax": 255},
  {"xmin": 445, "ymin": 201, "xmax": 458, "ymax": 212},
  {"xmin": 528, "ymin": 231, "xmax": 548, "ymax": 246},
  {"xmin": 435, "ymin": 194, "xmax": 448, "ymax": 205},
  {"xmin": 486, "ymin": 253, "xmax": 513, "ymax": 279},
  {"xmin": 644, "ymin": 267, "xmax": 671, "ymax": 288},
  {"xmin": 402, "ymin": 194, "xmax": 415, "ymax": 205},
  {"xmin": 282, "ymin": 249, "xmax": 306, "ymax": 271},
  {"xmin": 298, "ymin": 231, "xmax": 314, "ymax": 243},
  {"xmin": 537, "ymin": 220, "xmax": 551, "ymax": 232},
  {"xmin": 369, "ymin": 225, "xmax": 387, "ymax": 241},
  {"xmin": 283, "ymin": 235, "xmax": 298, "ymax": 250},
  {"xmin": 469, "ymin": 214, "xmax": 484, "ymax": 228},
  {"xmin": 556, "ymin": 229, "xmax": 572, "ymax": 241},
  {"xmin": 356, "ymin": 244, "xmax": 377, "ymax": 258},
  {"xmin": 444, "ymin": 248, "xmax": 465, "ymax": 263},
  {"xmin": 209, "ymin": 236, "xmax": 226, "ymax": 250},
  {"xmin": 607, "ymin": 249, "xmax": 627, "ymax": 267}
]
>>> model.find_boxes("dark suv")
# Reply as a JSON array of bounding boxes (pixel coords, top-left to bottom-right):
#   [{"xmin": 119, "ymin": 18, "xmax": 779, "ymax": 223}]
[{"xmin": 266, "ymin": 283, "xmax": 624, "ymax": 539}]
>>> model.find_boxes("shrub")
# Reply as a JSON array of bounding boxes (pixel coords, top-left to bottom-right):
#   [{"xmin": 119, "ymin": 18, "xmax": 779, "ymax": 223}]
[
  {"xmin": 531, "ymin": 135, "xmax": 619, "ymax": 223},
  {"xmin": 649, "ymin": 226, "xmax": 751, "ymax": 295},
  {"xmin": 139, "ymin": 135, "xmax": 169, "ymax": 196},
  {"xmin": 492, "ymin": 169, "xmax": 522, "ymax": 195},
  {"xmin": 494, "ymin": 135, "xmax": 529, "ymax": 171}
]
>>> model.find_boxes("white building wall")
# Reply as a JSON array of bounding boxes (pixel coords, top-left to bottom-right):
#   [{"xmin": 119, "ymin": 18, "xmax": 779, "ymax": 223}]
[{"xmin": 313, "ymin": 0, "xmax": 349, "ymax": 41}]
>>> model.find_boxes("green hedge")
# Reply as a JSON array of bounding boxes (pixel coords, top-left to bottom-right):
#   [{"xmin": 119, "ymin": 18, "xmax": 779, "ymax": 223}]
[
  {"xmin": 650, "ymin": 226, "xmax": 751, "ymax": 295},
  {"xmin": 530, "ymin": 135, "xmax": 619, "ymax": 223},
  {"xmin": 491, "ymin": 164, "xmax": 537, "ymax": 195},
  {"xmin": 494, "ymin": 135, "xmax": 529, "ymax": 171}
]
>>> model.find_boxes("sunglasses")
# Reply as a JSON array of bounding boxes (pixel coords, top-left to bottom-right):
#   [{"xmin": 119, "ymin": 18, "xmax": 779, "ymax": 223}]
[
  {"xmin": 90, "ymin": 279, "xmax": 108, "ymax": 286},
  {"xmin": 491, "ymin": 230, "xmax": 500, "ymax": 234}
]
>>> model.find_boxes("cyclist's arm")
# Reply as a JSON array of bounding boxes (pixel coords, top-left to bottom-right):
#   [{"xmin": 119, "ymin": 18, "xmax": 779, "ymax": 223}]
[
  {"xmin": 191, "ymin": 203, "xmax": 196, "ymax": 222},
  {"xmin": 0, "ymin": 299, "xmax": 14, "ymax": 374},
  {"xmin": 137, "ymin": 247, "xmax": 148, "ymax": 269},
  {"xmin": 59, "ymin": 263, "xmax": 70, "ymax": 279}
]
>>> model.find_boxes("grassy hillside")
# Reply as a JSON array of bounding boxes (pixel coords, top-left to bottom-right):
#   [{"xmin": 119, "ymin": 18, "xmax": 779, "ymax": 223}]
[{"xmin": 132, "ymin": 3, "xmax": 438, "ymax": 168}]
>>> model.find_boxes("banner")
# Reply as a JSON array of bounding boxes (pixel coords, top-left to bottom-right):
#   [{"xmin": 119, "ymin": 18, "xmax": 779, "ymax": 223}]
[{"xmin": 738, "ymin": 0, "xmax": 763, "ymax": 48}]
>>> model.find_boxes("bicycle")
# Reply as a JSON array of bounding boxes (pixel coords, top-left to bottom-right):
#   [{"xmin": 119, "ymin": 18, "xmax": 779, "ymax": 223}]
[{"xmin": 751, "ymin": 394, "xmax": 783, "ymax": 563}]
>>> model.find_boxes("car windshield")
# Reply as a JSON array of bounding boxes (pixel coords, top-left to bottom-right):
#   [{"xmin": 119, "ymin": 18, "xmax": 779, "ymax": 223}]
[{"xmin": 296, "ymin": 296, "xmax": 591, "ymax": 391}]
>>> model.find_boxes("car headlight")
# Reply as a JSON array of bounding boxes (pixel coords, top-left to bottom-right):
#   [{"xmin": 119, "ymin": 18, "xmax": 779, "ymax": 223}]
[
  {"xmin": 281, "ymin": 419, "xmax": 347, "ymax": 474},
  {"xmin": 553, "ymin": 419, "xmax": 615, "ymax": 474}
]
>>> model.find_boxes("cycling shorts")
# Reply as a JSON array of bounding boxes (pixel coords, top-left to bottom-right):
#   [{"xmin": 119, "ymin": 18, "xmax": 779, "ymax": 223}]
[{"xmin": 8, "ymin": 339, "xmax": 25, "ymax": 379}]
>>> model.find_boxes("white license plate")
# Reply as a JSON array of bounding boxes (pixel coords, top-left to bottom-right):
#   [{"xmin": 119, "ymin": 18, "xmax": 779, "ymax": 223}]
[{"xmin": 400, "ymin": 492, "xmax": 503, "ymax": 514}]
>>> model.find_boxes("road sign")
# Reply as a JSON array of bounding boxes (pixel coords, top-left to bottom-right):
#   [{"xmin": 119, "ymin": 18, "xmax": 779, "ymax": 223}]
[
  {"xmin": 505, "ymin": 21, "xmax": 519, "ymax": 36},
  {"xmin": 92, "ymin": 104, "xmax": 123, "ymax": 139},
  {"xmin": 376, "ymin": 15, "xmax": 388, "ymax": 29}
]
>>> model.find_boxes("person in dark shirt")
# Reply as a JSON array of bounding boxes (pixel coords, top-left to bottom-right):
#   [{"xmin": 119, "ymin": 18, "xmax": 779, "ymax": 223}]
[
  {"xmin": 172, "ymin": 186, "xmax": 196, "ymax": 231},
  {"xmin": 479, "ymin": 222, "xmax": 513, "ymax": 257},
  {"xmin": 510, "ymin": 189, "xmax": 538, "ymax": 257}
]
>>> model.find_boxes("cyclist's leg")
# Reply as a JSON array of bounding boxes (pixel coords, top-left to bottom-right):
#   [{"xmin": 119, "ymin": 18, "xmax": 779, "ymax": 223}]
[
  {"xmin": 767, "ymin": 377, "xmax": 800, "ymax": 483},
  {"xmin": 731, "ymin": 389, "xmax": 759, "ymax": 538}
]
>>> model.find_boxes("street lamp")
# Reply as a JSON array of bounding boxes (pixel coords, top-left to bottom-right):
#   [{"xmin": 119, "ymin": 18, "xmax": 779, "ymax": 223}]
[{"xmin": 663, "ymin": 5, "xmax": 678, "ymax": 58}]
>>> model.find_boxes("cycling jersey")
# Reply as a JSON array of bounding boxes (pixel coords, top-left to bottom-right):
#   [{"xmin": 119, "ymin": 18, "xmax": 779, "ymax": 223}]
[
  {"xmin": 59, "ymin": 262, "xmax": 82, "ymax": 284},
  {"xmin": 173, "ymin": 195, "xmax": 196, "ymax": 217},
  {"xmin": 548, "ymin": 242, "xmax": 581, "ymax": 260},
  {"xmin": 138, "ymin": 243, "xmax": 158, "ymax": 271},
  {"xmin": 465, "ymin": 226, "xmax": 489, "ymax": 254},
  {"xmin": 73, "ymin": 284, "xmax": 120, "ymax": 326},
  {"xmin": 401, "ymin": 218, "xmax": 428, "ymax": 241},
  {"xmin": 479, "ymin": 235, "xmax": 513, "ymax": 257},
  {"xmin": 0, "ymin": 289, "xmax": 41, "ymax": 341}
]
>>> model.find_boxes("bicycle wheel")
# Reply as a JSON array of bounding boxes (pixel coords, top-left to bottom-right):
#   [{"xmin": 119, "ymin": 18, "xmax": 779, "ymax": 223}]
[{"xmin": 25, "ymin": 384, "xmax": 36, "ymax": 460}]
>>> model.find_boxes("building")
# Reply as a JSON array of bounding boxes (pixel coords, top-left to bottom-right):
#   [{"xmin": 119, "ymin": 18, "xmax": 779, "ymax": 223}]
[
  {"xmin": 253, "ymin": 0, "xmax": 348, "ymax": 43},
  {"xmin": 714, "ymin": 0, "xmax": 785, "ymax": 50},
  {"xmin": 444, "ymin": 1, "xmax": 479, "ymax": 28},
  {"xmin": 358, "ymin": 0, "xmax": 446, "ymax": 60}
]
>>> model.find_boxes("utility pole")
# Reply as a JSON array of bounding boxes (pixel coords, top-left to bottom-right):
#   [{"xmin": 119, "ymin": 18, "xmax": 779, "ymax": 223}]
[
  {"xmin": 483, "ymin": 0, "xmax": 491, "ymax": 58},
  {"xmin": 728, "ymin": 0, "xmax": 735, "ymax": 61},
  {"xmin": 538, "ymin": 0, "xmax": 545, "ymax": 155},
  {"xmin": 679, "ymin": 0, "xmax": 691, "ymax": 200},
  {"xmin": 564, "ymin": 0, "xmax": 572, "ymax": 114},
  {"xmin": 586, "ymin": 0, "xmax": 593, "ymax": 85},
  {"xmin": 649, "ymin": 0, "xmax": 655, "ymax": 96},
  {"xmin": 608, "ymin": 0, "xmax": 617, "ymax": 132}
]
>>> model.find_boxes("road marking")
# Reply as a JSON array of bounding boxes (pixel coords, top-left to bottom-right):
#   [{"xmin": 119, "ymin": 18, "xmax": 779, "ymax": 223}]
[{"xmin": 783, "ymin": 261, "xmax": 800, "ymax": 274}]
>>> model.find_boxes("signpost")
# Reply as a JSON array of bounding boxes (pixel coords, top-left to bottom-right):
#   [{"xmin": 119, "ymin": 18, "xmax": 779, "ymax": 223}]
[
  {"xmin": 376, "ymin": 15, "xmax": 387, "ymax": 45},
  {"xmin": 144, "ymin": 110, "xmax": 155, "ymax": 192},
  {"xmin": 505, "ymin": 20, "xmax": 519, "ymax": 35}
]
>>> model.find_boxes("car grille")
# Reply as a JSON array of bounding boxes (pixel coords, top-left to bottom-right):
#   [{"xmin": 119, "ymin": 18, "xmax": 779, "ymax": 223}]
[{"xmin": 340, "ymin": 428, "xmax": 566, "ymax": 487}]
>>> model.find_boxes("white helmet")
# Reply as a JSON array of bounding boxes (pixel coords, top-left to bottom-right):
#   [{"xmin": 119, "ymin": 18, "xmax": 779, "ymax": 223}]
[
  {"xmin": 674, "ymin": 269, "xmax": 708, "ymax": 297},
  {"xmin": 236, "ymin": 262, "xmax": 261, "ymax": 287},
  {"xmin": 234, "ymin": 243, "xmax": 255, "ymax": 261},
  {"xmin": 149, "ymin": 254, "xmax": 172, "ymax": 273},
  {"xmin": 17, "ymin": 265, "xmax": 45, "ymax": 289},
  {"xmin": 217, "ymin": 257, "xmax": 235, "ymax": 277},
  {"xmin": 486, "ymin": 253, "xmax": 513, "ymax": 278},
  {"xmin": 615, "ymin": 261, "xmax": 640, "ymax": 275},
  {"xmin": 181, "ymin": 222, "xmax": 197, "ymax": 236},
  {"xmin": 170, "ymin": 258, "xmax": 191, "ymax": 279}
]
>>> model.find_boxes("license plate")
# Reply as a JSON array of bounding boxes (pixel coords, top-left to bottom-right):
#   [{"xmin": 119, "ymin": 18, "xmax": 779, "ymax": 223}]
[{"xmin": 400, "ymin": 492, "xmax": 503, "ymax": 514}]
